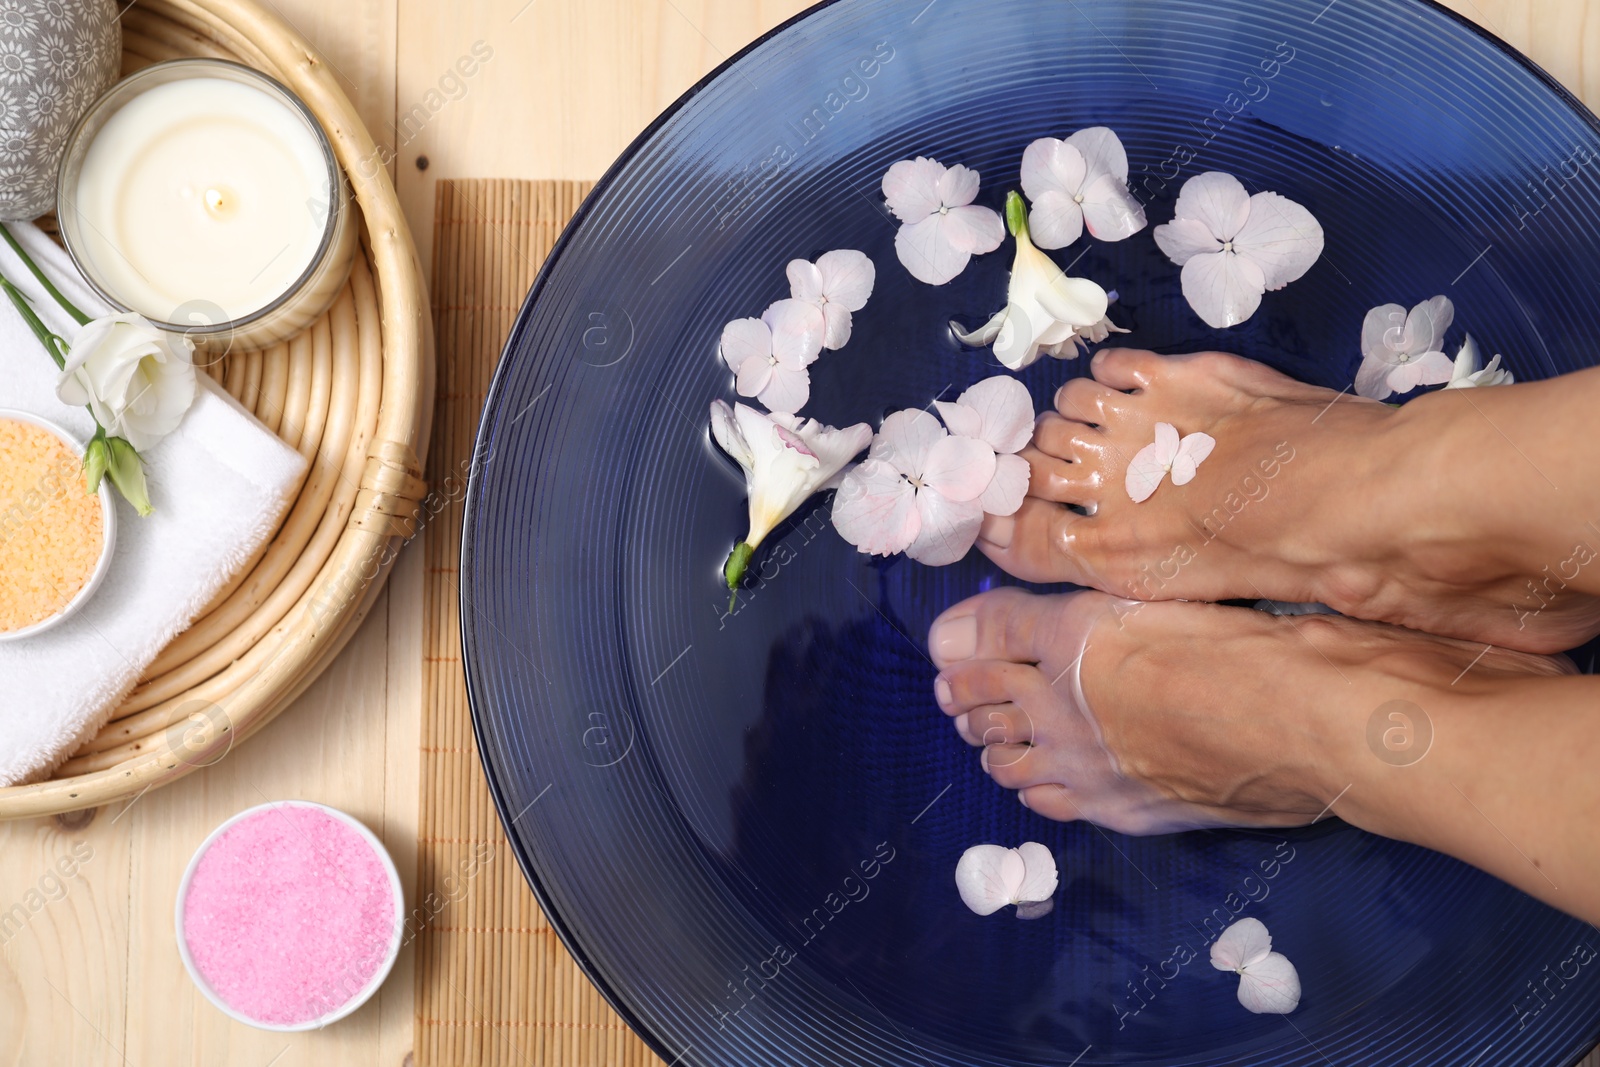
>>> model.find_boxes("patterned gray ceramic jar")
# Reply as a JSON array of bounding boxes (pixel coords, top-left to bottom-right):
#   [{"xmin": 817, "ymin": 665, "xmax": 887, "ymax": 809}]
[{"xmin": 0, "ymin": 0, "xmax": 119, "ymax": 220}]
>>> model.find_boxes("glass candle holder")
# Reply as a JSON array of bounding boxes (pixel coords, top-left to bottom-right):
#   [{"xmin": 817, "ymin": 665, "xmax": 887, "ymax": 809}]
[{"xmin": 56, "ymin": 59, "xmax": 356, "ymax": 353}]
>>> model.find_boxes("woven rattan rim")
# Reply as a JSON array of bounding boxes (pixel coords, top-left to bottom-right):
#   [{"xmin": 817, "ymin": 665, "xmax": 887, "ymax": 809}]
[{"xmin": 0, "ymin": 0, "xmax": 434, "ymax": 817}]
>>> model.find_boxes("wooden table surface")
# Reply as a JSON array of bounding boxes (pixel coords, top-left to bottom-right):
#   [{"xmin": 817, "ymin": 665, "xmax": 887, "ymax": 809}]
[{"xmin": 1, "ymin": 1, "xmax": 1595, "ymax": 1064}]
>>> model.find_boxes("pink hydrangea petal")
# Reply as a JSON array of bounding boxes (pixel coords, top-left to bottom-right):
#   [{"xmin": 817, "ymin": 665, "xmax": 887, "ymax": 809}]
[
  {"xmin": 1361, "ymin": 303, "xmax": 1408, "ymax": 363},
  {"xmin": 1020, "ymin": 137, "xmax": 1087, "ymax": 200},
  {"xmin": 942, "ymin": 204, "xmax": 1006, "ymax": 255},
  {"xmin": 1126, "ymin": 435, "xmax": 1175, "ymax": 503},
  {"xmin": 786, "ymin": 259, "xmax": 825, "ymax": 303},
  {"xmin": 1152, "ymin": 217, "xmax": 1222, "ymax": 267},
  {"xmin": 981, "ymin": 452, "xmax": 1030, "ymax": 516},
  {"xmin": 1402, "ymin": 296, "xmax": 1454, "ymax": 355},
  {"xmin": 882, "ymin": 157, "xmax": 945, "ymax": 224},
  {"xmin": 954, "ymin": 845, "xmax": 1026, "ymax": 916},
  {"xmin": 933, "ymin": 400, "xmax": 983, "ymax": 440},
  {"xmin": 816, "ymin": 249, "xmax": 875, "ymax": 310},
  {"xmin": 1232, "ymin": 191, "xmax": 1323, "ymax": 290},
  {"xmin": 872, "ymin": 408, "xmax": 945, "ymax": 478},
  {"xmin": 1237, "ymin": 952, "xmax": 1302, "ymax": 1014},
  {"xmin": 921, "ymin": 435, "xmax": 998, "ymax": 503},
  {"xmin": 906, "ymin": 490, "xmax": 985, "ymax": 566},
  {"xmin": 757, "ymin": 363, "xmax": 810, "ymax": 414},
  {"xmin": 821, "ymin": 304, "xmax": 853, "ymax": 351},
  {"xmin": 734, "ymin": 354, "xmax": 773, "ymax": 398},
  {"xmin": 895, "ymin": 215, "xmax": 972, "ymax": 286},
  {"xmin": 1064, "ymin": 125, "xmax": 1130, "ymax": 185},
  {"xmin": 1210, "ymin": 916, "xmax": 1274, "ymax": 972},
  {"xmin": 937, "ymin": 163, "xmax": 982, "ymax": 208},
  {"xmin": 1026, "ymin": 190, "xmax": 1085, "ymax": 250},
  {"xmin": 832, "ymin": 459, "xmax": 920, "ymax": 556},
  {"xmin": 763, "ymin": 298, "xmax": 825, "ymax": 366},
  {"xmin": 956, "ymin": 375, "xmax": 1034, "ymax": 453},
  {"xmin": 1354, "ymin": 354, "xmax": 1395, "ymax": 400},
  {"xmin": 1169, "ymin": 431, "xmax": 1216, "ymax": 486},
  {"xmin": 1013, "ymin": 841, "xmax": 1059, "ymax": 903},
  {"xmin": 1174, "ymin": 171, "xmax": 1252, "ymax": 241},
  {"xmin": 1079, "ymin": 173, "xmax": 1147, "ymax": 242},
  {"xmin": 1179, "ymin": 250, "xmax": 1266, "ymax": 329},
  {"xmin": 720, "ymin": 317, "xmax": 771, "ymax": 375},
  {"xmin": 1386, "ymin": 359, "xmax": 1425, "ymax": 395},
  {"xmin": 1411, "ymin": 349, "xmax": 1456, "ymax": 386}
]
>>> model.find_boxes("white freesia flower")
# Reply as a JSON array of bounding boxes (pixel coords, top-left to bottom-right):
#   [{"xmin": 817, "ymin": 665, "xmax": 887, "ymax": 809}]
[
  {"xmin": 1443, "ymin": 333, "xmax": 1514, "ymax": 389},
  {"xmin": 832, "ymin": 408, "xmax": 996, "ymax": 566},
  {"xmin": 954, "ymin": 843, "xmax": 1058, "ymax": 917},
  {"xmin": 710, "ymin": 400, "xmax": 871, "ymax": 593},
  {"xmin": 1354, "ymin": 295, "xmax": 1455, "ymax": 400},
  {"xmin": 951, "ymin": 191, "xmax": 1111, "ymax": 370},
  {"xmin": 786, "ymin": 249, "xmax": 876, "ymax": 350},
  {"xmin": 1153, "ymin": 171, "xmax": 1323, "ymax": 329},
  {"xmin": 719, "ymin": 298, "xmax": 824, "ymax": 415},
  {"xmin": 1125, "ymin": 421, "xmax": 1215, "ymax": 503},
  {"xmin": 55, "ymin": 311, "xmax": 196, "ymax": 452},
  {"xmin": 933, "ymin": 375, "xmax": 1034, "ymax": 517},
  {"xmin": 882, "ymin": 156, "xmax": 1005, "ymax": 286},
  {"xmin": 1020, "ymin": 127, "xmax": 1147, "ymax": 249},
  {"xmin": 1210, "ymin": 917, "xmax": 1302, "ymax": 1015}
]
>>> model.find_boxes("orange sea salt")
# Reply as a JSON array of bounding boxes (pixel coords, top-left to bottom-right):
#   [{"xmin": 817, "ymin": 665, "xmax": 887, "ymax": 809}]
[{"xmin": 0, "ymin": 418, "xmax": 104, "ymax": 632}]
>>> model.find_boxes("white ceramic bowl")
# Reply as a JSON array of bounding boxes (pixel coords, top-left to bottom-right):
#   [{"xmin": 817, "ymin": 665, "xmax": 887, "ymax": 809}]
[
  {"xmin": 174, "ymin": 800, "xmax": 406, "ymax": 1031},
  {"xmin": 0, "ymin": 408, "xmax": 116, "ymax": 642}
]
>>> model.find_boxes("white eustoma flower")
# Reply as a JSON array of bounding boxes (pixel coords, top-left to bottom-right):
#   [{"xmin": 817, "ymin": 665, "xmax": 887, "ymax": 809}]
[
  {"xmin": 786, "ymin": 249, "xmax": 876, "ymax": 350},
  {"xmin": 951, "ymin": 191, "xmax": 1111, "ymax": 370},
  {"xmin": 1020, "ymin": 127, "xmax": 1147, "ymax": 249},
  {"xmin": 55, "ymin": 311, "xmax": 197, "ymax": 452},
  {"xmin": 718, "ymin": 298, "xmax": 824, "ymax": 415},
  {"xmin": 1354, "ymin": 295, "xmax": 1455, "ymax": 400},
  {"xmin": 1443, "ymin": 333, "xmax": 1514, "ymax": 390},
  {"xmin": 832, "ymin": 408, "xmax": 996, "ymax": 566},
  {"xmin": 1153, "ymin": 171, "xmax": 1323, "ymax": 329},
  {"xmin": 1125, "ymin": 421, "xmax": 1215, "ymax": 503},
  {"xmin": 954, "ymin": 842, "xmax": 1059, "ymax": 917},
  {"xmin": 710, "ymin": 400, "xmax": 871, "ymax": 593},
  {"xmin": 934, "ymin": 375, "xmax": 1034, "ymax": 517},
  {"xmin": 882, "ymin": 156, "xmax": 1005, "ymax": 286},
  {"xmin": 1210, "ymin": 917, "xmax": 1302, "ymax": 1015}
]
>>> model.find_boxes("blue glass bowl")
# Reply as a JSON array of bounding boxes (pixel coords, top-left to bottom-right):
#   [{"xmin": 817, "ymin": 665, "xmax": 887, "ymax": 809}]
[{"xmin": 462, "ymin": 1, "xmax": 1600, "ymax": 1063}]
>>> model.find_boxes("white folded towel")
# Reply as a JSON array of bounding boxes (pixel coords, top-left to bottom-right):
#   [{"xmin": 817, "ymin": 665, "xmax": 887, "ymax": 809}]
[{"xmin": 0, "ymin": 222, "xmax": 308, "ymax": 785}]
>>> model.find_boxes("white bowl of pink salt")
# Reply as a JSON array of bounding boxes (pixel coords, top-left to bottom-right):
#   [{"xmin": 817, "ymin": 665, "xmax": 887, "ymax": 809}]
[
  {"xmin": 176, "ymin": 801, "xmax": 404, "ymax": 1030},
  {"xmin": 0, "ymin": 409, "xmax": 116, "ymax": 641}
]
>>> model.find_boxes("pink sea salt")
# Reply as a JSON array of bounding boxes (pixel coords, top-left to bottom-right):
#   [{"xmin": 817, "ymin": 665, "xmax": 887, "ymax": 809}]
[{"xmin": 181, "ymin": 804, "xmax": 397, "ymax": 1026}]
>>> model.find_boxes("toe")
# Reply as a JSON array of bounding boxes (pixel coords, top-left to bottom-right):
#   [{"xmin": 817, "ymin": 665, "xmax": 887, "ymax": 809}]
[
  {"xmin": 1089, "ymin": 347, "xmax": 1168, "ymax": 391},
  {"xmin": 1054, "ymin": 377, "xmax": 1132, "ymax": 427},
  {"xmin": 1032, "ymin": 412, "xmax": 1101, "ymax": 461},
  {"xmin": 966, "ymin": 704, "xmax": 1034, "ymax": 747},
  {"xmin": 980, "ymin": 743, "xmax": 1035, "ymax": 783},
  {"xmin": 935, "ymin": 659, "xmax": 1040, "ymax": 714},
  {"xmin": 1021, "ymin": 445, "xmax": 1101, "ymax": 505},
  {"xmin": 1018, "ymin": 783, "xmax": 1081, "ymax": 822},
  {"xmin": 975, "ymin": 497, "xmax": 1108, "ymax": 586},
  {"xmin": 929, "ymin": 587, "xmax": 1070, "ymax": 667}
]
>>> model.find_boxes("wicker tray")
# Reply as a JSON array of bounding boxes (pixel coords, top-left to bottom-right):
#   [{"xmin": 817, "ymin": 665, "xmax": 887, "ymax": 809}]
[{"xmin": 0, "ymin": 0, "xmax": 433, "ymax": 818}]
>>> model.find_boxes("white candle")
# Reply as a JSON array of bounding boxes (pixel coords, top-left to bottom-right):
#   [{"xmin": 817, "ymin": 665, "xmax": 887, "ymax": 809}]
[{"xmin": 61, "ymin": 62, "xmax": 353, "ymax": 350}]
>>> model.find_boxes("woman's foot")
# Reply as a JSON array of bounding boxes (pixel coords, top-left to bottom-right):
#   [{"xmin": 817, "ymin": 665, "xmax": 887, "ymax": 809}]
[
  {"xmin": 978, "ymin": 348, "xmax": 1600, "ymax": 654},
  {"xmin": 928, "ymin": 587, "xmax": 1574, "ymax": 835}
]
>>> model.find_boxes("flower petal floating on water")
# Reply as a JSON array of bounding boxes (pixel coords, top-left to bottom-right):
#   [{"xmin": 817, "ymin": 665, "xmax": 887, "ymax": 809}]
[
  {"xmin": 787, "ymin": 249, "xmax": 876, "ymax": 350},
  {"xmin": 710, "ymin": 400, "xmax": 871, "ymax": 593},
  {"xmin": 1354, "ymin": 295, "xmax": 1455, "ymax": 400},
  {"xmin": 1020, "ymin": 127, "xmax": 1147, "ymax": 249},
  {"xmin": 718, "ymin": 298, "xmax": 825, "ymax": 415},
  {"xmin": 1210, "ymin": 917, "xmax": 1302, "ymax": 1014},
  {"xmin": 883, "ymin": 157, "xmax": 1006, "ymax": 286},
  {"xmin": 1125, "ymin": 421, "xmax": 1215, "ymax": 503},
  {"xmin": 1443, "ymin": 333, "xmax": 1514, "ymax": 390},
  {"xmin": 934, "ymin": 375, "xmax": 1035, "ymax": 517},
  {"xmin": 950, "ymin": 191, "xmax": 1111, "ymax": 370},
  {"xmin": 955, "ymin": 842, "xmax": 1059, "ymax": 917},
  {"xmin": 1153, "ymin": 171, "xmax": 1323, "ymax": 329}
]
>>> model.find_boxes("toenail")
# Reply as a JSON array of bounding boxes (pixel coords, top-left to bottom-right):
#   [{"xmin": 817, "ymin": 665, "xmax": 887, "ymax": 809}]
[
  {"xmin": 931, "ymin": 614, "xmax": 977, "ymax": 661},
  {"xmin": 934, "ymin": 676, "xmax": 953, "ymax": 709},
  {"xmin": 1018, "ymin": 790, "xmax": 1029, "ymax": 809},
  {"xmin": 978, "ymin": 513, "xmax": 1014, "ymax": 550},
  {"xmin": 980, "ymin": 746, "xmax": 991, "ymax": 774},
  {"xmin": 954, "ymin": 712, "xmax": 973, "ymax": 743}
]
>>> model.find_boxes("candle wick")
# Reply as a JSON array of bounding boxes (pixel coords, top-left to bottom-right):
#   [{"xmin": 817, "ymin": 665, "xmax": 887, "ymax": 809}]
[{"xmin": 204, "ymin": 188, "xmax": 225, "ymax": 213}]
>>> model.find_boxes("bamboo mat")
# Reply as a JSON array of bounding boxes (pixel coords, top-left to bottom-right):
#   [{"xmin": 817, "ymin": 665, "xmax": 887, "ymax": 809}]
[{"xmin": 419, "ymin": 179, "xmax": 663, "ymax": 1067}]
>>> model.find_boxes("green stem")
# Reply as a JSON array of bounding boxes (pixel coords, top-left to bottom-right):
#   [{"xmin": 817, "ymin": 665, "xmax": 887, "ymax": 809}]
[
  {"xmin": 723, "ymin": 541, "xmax": 754, "ymax": 612},
  {"xmin": 0, "ymin": 222, "xmax": 89, "ymax": 326},
  {"xmin": 1004, "ymin": 190, "xmax": 1029, "ymax": 239},
  {"xmin": 0, "ymin": 275, "xmax": 67, "ymax": 369}
]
